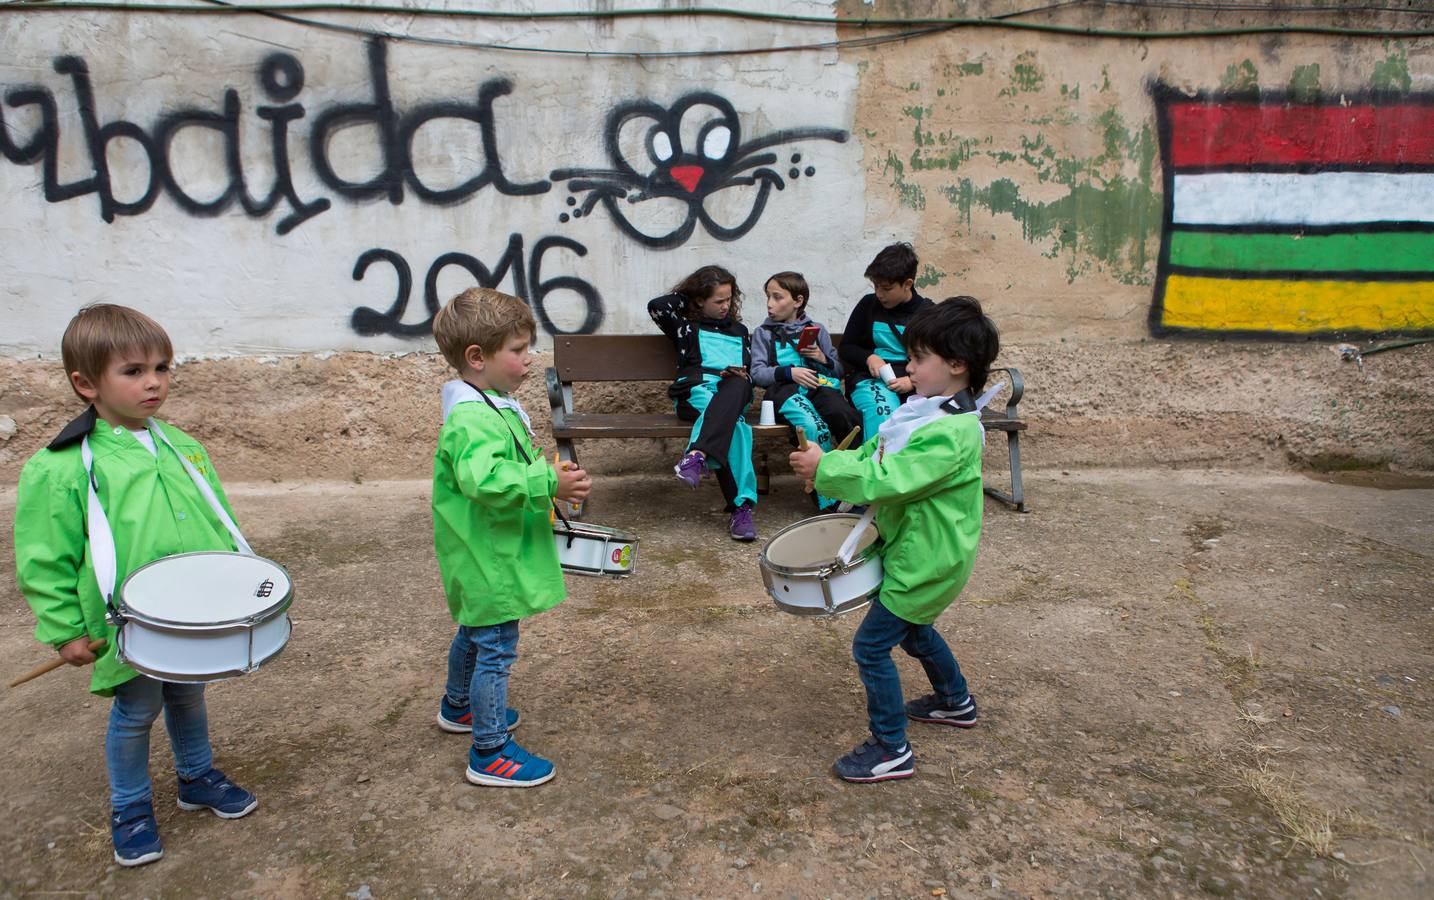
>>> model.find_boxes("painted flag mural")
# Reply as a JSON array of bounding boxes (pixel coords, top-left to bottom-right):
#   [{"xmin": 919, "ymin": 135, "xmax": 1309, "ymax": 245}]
[{"xmin": 1151, "ymin": 90, "xmax": 1434, "ymax": 337}]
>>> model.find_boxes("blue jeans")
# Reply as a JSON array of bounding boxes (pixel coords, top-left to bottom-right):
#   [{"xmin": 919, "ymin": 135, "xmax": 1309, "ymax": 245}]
[
  {"xmin": 107, "ymin": 675, "xmax": 213, "ymax": 809},
  {"xmin": 853, "ymin": 599, "xmax": 969, "ymax": 749},
  {"xmin": 444, "ymin": 621, "xmax": 519, "ymax": 751}
]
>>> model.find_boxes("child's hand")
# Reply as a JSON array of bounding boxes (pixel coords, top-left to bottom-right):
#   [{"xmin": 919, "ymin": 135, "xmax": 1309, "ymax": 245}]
[
  {"xmin": 789, "ymin": 443, "xmax": 824, "ymax": 487},
  {"xmin": 720, "ymin": 366, "xmax": 750, "ymax": 381},
  {"xmin": 554, "ymin": 462, "xmax": 592, "ymax": 504},
  {"xmin": 889, "ymin": 376, "xmax": 914, "ymax": 395},
  {"xmin": 792, "ymin": 368, "xmax": 822, "ymax": 389},
  {"xmin": 798, "ymin": 346, "xmax": 827, "ymax": 365},
  {"xmin": 58, "ymin": 636, "xmax": 98, "ymax": 666},
  {"xmin": 866, "ymin": 354, "xmax": 886, "ymax": 379}
]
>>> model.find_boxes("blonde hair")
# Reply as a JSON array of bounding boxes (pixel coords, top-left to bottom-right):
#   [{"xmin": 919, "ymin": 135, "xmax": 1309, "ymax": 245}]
[
  {"xmin": 60, "ymin": 304, "xmax": 173, "ymax": 401},
  {"xmin": 432, "ymin": 287, "xmax": 536, "ymax": 370}
]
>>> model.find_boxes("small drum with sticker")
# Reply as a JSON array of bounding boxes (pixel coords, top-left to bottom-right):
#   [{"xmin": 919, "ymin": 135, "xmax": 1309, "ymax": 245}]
[
  {"xmin": 554, "ymin": 522, "xmax": 639, "ymax": 578},
  {"xmin": 113, "ymin": 551, "xmax": 294, "ymax": 682}
]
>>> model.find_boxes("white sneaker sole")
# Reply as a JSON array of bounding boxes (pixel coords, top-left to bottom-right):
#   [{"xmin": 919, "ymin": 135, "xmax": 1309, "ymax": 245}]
[
  {"xmin": 465, "ymin": 766, "xmax": 555, "ymax": 788},
  {"xmin": 437, "ymin": 711, "xmax": 521, "ymax": 733},
  {"xmin": 176, "ymin": 796, "xmax": 258, "ymax": 819},
  {"xmin": 114, "ymin": 848, "xmax": 163, "ymax": 867}
]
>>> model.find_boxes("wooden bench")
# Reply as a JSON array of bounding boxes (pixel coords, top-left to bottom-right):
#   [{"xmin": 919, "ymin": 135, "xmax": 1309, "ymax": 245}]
[{"xmin": 545, "ymin": 334, "xmax": 1029, "ymax": 513}]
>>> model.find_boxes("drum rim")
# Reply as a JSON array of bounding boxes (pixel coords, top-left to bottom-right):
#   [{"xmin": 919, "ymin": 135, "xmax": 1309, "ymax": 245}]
[
  {"xmin": 553, "ymin": 521, "xmax": 640, "ymax": 543},
  {"xmin": 757, "ymin": 513, "xmax": 880, "ymax": 577},
  {"xmin": 117, "ymin": 551, "xmax": 294, "ymax": 629}
]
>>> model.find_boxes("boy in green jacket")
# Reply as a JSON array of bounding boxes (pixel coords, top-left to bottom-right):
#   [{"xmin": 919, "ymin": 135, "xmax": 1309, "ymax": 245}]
[
  {"xmin": 13, "ymin": 305, "xmax": 258, "ymax": 866},
  {"xmin": 431, "ymin": 288, "xmax": 591, "ymax": 788},
  {"xmin": 790, "ymin": 296, "xmax": 1000, "ymax": 782}
]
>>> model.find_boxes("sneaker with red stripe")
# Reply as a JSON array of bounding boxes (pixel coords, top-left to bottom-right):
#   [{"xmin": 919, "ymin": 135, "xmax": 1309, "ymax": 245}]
[
  {"xmin": 466, "ymin": 738, "xmax": 555, "ymax": 788},
  {"xmin": 437, "ymin": 696, "xmax": 520, "ymax": 734}
]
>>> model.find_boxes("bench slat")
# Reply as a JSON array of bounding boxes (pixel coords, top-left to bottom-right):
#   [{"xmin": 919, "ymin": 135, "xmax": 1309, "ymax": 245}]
[{"xmin": 553, "ymin": 336, "xmax": 678, "ymax": 382}]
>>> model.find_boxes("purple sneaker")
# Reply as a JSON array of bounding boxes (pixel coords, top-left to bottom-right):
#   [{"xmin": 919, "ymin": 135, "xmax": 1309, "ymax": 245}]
[
  {"xmin": 729, "ymin": 505, "xmax": 757, "ymax": 541},
  {"xmin": 674, "ymin": 451, "xmax": 705, "ymax": 488}
]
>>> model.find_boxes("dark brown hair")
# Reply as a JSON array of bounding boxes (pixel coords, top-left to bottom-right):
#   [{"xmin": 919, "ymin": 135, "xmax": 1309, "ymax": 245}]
[
  {"xmin": 670, "ymin": 265, "xmax": 742, "ymax": 322},
  {"xmin": 764, "ymin": 271, "xmax": 810, "ymax": 315}
]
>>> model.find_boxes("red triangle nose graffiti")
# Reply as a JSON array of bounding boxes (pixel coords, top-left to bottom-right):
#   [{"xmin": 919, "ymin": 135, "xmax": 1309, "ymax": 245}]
[{"xmin": 670, "ymin": 165, "xmax": 704, "ymax": 193}]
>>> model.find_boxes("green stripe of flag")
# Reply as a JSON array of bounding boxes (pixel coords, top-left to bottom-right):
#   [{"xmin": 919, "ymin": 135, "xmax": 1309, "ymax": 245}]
[{"xmin": 1168, "ymin": 230, "xmax": 1434, "ymax": 274}]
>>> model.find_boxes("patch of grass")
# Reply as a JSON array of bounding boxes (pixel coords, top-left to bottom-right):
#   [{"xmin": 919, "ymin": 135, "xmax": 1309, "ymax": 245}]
[{"xmin": 1237, "ymin": 761, "xmax": 1336, "ymax": 857}]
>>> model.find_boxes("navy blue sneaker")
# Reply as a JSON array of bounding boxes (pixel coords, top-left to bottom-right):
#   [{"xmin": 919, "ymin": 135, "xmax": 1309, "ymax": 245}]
[
  {"xmin": 466, "ymin": 738, "xmax": 555, "ymax": 788},
  {"xmin": 907, "ymin": 693, "xmax": 978, "ymax": 728},
  {"xmin": 111, "ymin": 801, "xmax": 163, "ymax": 867},
  {"xmin": 436, "ymin": 696, "xmax": 521, "ymax": 734},
  {"xmin": 176, "ymin": 768, "xmax": 257, "ymax": 819},
  {"xmin": 833, "ymin": 738, "xmax": 915, "ymax": 783}
]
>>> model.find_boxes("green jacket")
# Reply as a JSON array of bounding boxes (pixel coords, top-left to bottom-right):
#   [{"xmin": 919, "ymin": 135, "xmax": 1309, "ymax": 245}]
[
  {"xmin": 432, "ymin": 396, "xmax": 565, "ymax": 626},
  {"xmin": 13, "ymin": 412, "xmax": 241, "ymax": 696},
  {"xmin": 814, "ymin": 411, "xmax": 984, "ymax": 624}
]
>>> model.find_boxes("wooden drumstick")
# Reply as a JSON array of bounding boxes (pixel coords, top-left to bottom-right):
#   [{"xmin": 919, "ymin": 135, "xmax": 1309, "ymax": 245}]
[
  {"xmin": 834, "ymin": 426, "xmax": 861, "ymax": 451},
  {"xmin": 8, "ymin": 638, "xmax": 106, "ymax": 688},
  {"xmin": 796, "ymin": 431, "xmax": 809, "ymax": 451}
]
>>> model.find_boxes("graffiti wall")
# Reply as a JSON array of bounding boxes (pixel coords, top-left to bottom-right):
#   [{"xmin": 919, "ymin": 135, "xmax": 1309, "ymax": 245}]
[
  {"xmin": 0, "ymin": 7, "xmax": 863, "ymax": 354},
  {"xmin": 2, "ymin": 5, "xmax": 1432, "ymax": 358}
]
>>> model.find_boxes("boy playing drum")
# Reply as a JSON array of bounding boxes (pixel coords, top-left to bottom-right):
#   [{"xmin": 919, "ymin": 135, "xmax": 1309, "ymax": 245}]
[
  {"xmin": 789, "ymin": 297, "xmax": 1000, "ymax": 782},
  {"xmin": 430, "ymin": 288, "xmax": 591, "ymax": 787},
  {"xmin": 13, "ymin": 305, "xmax": 259, "ymax": 866}
]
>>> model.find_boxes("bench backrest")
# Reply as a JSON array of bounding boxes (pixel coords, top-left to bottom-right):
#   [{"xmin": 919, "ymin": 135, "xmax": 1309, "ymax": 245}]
[{"xmin": 551, "ymin": 333, "xmax": 845, "ymax": 383}]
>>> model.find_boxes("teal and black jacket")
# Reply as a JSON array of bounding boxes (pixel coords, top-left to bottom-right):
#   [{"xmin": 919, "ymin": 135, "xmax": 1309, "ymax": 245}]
[
  {"xmin": 647, "ymin": 294, "xmax": 751, "ymax": 398},
  {"xmin": 837, "ymin": 290, "xmax": 933, "ymax": 390}
]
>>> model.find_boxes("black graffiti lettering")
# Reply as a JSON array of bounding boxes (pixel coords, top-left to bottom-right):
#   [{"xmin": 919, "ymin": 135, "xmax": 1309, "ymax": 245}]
[
  {"xmin": 529, "ymin": 236, "xmax": 603, "ymax": 335},
  {"xmin": 349, "ymin": 248, "xmax": 417, "ymax": 337},
  {"xmin": 1, "ymin": 86, "xmax": 94, "ymax": 204},
  {"xmin": 348, "ymin": 234, "xmax": 602, "ymax": 339},
  {"xmin": 154, "ymin": 92, "xmax": 248, "ymax": 216},
  {"xmin": 399, "ymin": 78, "xmax": 549, "ymax": 204},
  {"xmin": 309, "ymin": 38, "xmax": 403, "ymax": 205},
  {"xmin": 57, "ymin": 56, "xmax": 161, "ymax": 221}
]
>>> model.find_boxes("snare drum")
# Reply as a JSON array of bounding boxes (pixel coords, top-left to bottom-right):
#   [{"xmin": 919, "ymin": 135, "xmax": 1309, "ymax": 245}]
[
  {"xmin": 758, "ymin": 514, "xmax": 882, "ymax": 616},
  {"xmin": 554, "ymin": 522, "xmax": 638, "ymax": 578},
  {"xmin": 113, "ymin": 551, "xmax": 294, "ymax": 682}
]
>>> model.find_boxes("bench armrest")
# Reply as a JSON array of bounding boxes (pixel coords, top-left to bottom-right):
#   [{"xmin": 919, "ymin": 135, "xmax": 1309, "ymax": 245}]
[
  {"xmin": 545, "ymin": 367, "xmax": 572, "ymax": 429},
  {"xmin": 989, "ymin": 366, "xmax": 1023, "ymax": 416}
]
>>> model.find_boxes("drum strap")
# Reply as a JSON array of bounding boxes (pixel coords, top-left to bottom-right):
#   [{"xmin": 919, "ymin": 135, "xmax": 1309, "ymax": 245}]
[
  {"xmin": 468, "ymin": 384, "xmax": 577, "ymax": 547},
  {"xmin": 81, "ymin": 423, "xmax": 255, "ymax": 616}
]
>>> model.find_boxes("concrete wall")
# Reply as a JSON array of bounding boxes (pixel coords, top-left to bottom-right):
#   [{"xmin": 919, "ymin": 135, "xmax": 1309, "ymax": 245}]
[{"xmin": 3, "ymin": 1, "xmax": 1433, "ymax": 478}]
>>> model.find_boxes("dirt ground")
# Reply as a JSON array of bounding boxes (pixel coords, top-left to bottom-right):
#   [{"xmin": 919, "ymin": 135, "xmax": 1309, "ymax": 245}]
[{"xmin": 1, "ymin": 464, "xmax": 1431, "ymax": 899}]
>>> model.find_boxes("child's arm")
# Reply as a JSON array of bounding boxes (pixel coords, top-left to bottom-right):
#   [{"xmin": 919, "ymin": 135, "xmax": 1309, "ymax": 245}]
[
  {"xmin": 13, "ymin": 459, "xmax": 91, "ymax": 650},
  {"xmin": 444, "ymin": 415, "xmax": 559, "ymax": 514},
  {"xmin": 837, "ymin": 296, "xmax": 877, "ymax": 377},
  {"xmin": 806, "ymin": 323, "xmax": 843, "ymax": 378},
  {"xmin": 647, "ymin": 294, "xmax": 686, "ymax": 342},
  {"xmin": 748, "ymin": 327, "xmax": 780, "ymax": 387},
  {"xmin": 814, "ymin": 420, "xmax": 979, "ymax": 506}
]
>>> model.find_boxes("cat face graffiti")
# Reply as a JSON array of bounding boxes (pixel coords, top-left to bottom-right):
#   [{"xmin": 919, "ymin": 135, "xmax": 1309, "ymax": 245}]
[{"xmin": 550, "ymin": 92, "xmax": 846, "ymax": 249}]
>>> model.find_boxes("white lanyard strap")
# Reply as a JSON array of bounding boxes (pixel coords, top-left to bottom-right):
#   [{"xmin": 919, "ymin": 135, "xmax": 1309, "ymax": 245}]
[{"xmin": 80, "ymin": 425, "xmax": 253, "ymax": 605}]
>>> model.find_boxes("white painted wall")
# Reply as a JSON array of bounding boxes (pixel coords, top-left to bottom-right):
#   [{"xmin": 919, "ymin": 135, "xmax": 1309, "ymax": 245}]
[{"xmin": 0, "ymin": 2, "xmax": 869, "ymax": 356}]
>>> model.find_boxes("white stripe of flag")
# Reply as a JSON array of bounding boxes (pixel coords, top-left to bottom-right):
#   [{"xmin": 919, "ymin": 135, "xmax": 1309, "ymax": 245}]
[{"xmin": 1172, "ymin": 172, "xmax": 1434, "ymax": 226}]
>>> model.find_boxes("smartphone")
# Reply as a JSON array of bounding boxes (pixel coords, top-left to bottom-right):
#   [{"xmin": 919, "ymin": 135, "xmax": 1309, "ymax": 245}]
[{"xmin": 796, "ymin": 325, "xmax": 821, "ymax": 350}]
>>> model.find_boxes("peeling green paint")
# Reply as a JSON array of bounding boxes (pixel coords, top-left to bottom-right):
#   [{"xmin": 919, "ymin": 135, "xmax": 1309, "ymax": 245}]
[
  {"xmin": 1373, "ymin": 43, "xmax": 1411, "ymax": 94},
  {"xmin": 915, "ymin": 264, "xmax": 945, "ymax": 289},
  {"xmin": 883, "ymin": 151, "xmax": 926, "ymax": 211},
  {"xmin": 1060, "ymin": 83, "xmax": 1080, "ymax": 100},
  {"xmin": 907, "ymin": 81, "xmax": 922, "ymax": 92},
  {"xmin": 1288, "ymin": 64, "xmax": 1321, "ymax": 102},
  {"xmin": 944, "ymin": 59, "xmax": 985, "ymax": 78},
  {"xmin": 1099, "ymin": 66, "xmax": 1111, "ymax": 93},
  {"xmin": 1219, "ymin": 59, "xmax": 1259, "ymax": 94},
  {"xmin": 999, "ymin": 51, "xmax": 1044, "ymax": 97}
]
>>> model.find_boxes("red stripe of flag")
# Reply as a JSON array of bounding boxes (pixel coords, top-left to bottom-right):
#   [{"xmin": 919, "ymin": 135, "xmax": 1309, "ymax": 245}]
[{"xmin": 1167, "ymin": 103, "xmax": 1434, "ymax": 169}]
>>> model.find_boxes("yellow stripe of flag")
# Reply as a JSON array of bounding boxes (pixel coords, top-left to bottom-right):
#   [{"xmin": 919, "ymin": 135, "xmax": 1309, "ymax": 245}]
[{"xmin": 1161, "ymin": 274, "xmax": 1434, "ymax": 333}]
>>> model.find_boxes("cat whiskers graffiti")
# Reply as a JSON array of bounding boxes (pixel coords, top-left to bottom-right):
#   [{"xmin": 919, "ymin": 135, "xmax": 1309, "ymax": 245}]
[{"xmin": 550, "ymin": 93, "xmax": 846, "ymax": 249}]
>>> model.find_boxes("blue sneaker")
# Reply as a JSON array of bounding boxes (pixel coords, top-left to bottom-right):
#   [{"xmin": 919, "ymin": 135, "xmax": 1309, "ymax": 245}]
[
  {"xmin": 437, "ymin": 696, "xmax": 521, "ymax": 734},
  {"xmin": 674, "ymin": 451, "xmax": 705, "ymax": 488},
  {"xmin": 907, "ymin": 693, "xmax": 978, "ymax": 728},
  {"xmin": 466, "ymin": 738, "xmax": 555, "ymax": 788},
  {"xmin": 833, "ymin": 737, "xmax": 915, "ymax": 783},
  {"xmin": 111, "ymin": 801, "xmax": 163, "ymax": 867},
  {"xmin": 176, "ymin": 768, "xmax": 257, "ymax": 819}
]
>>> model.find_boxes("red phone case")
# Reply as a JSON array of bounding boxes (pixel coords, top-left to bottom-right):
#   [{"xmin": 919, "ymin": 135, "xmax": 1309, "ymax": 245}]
[{"xmin": 796, "ymin": 326, "xmax": 820, "ymax": 350}]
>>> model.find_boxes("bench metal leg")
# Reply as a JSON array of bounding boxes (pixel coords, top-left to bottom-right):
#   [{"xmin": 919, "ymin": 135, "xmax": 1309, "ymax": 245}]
[{"xmin": 983, "ymin": 430, "xmax": 1029, "ymax": 513}]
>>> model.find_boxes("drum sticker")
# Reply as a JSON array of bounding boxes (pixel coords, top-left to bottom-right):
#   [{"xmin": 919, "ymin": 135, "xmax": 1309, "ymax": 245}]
[
  {"xmin": 255, "ymin": 579, "xmax": 275, "ymax": 598},
  {"xmin": 611, "ymin": 546, "xmax": 631, "ymax": 568}
]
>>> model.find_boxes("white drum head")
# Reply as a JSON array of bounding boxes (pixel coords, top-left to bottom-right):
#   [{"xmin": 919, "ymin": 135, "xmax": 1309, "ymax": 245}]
[
  {"xmin": 765, "ymin": 516, "xmax": 877, "ymax": 569},
  {"xmin": 122, "ymin": 552, "xmax": 291, "ymax": 625}
]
